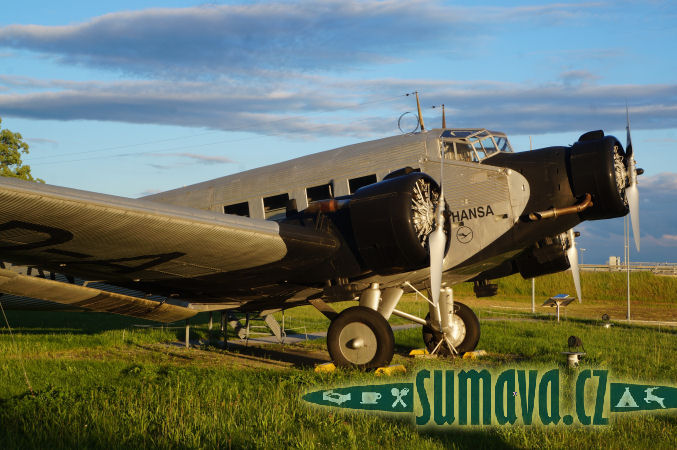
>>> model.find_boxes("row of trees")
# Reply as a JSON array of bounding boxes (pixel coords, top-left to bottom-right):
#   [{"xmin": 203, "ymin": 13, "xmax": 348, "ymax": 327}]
[{"xmin": 0, "ymin": 117, "xmax": 41, "ymax": 182}]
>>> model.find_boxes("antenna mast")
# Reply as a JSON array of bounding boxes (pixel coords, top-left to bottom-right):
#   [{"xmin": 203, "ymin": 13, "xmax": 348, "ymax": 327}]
[
  {"xmin": 433, "ymin": 104, "xmax": 446, "ymax": 128},
  {"xmin": 415, "ymin": 91, "xmax": 425, "ymax": 131}
]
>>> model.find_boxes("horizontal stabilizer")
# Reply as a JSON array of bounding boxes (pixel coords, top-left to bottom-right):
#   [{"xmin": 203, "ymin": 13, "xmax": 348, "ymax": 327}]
[{"xmin": 0, "ymin": 267, "xmax": 196, "ymax": 323}]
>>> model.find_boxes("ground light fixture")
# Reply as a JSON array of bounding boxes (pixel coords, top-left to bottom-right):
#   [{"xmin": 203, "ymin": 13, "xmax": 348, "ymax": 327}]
[{"xmin": 562, "ymin": 335, "xmax": 586, "ymax": 368}]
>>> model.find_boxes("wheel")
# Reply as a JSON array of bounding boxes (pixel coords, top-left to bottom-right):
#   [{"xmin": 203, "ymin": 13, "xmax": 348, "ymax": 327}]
[
  {"xmin": 422, "ymin": 302, "xmax": 480, "ymax": 356},
  {"xmin": 327, "ymin": 306, "xmax": 395, "ymax": 369}
]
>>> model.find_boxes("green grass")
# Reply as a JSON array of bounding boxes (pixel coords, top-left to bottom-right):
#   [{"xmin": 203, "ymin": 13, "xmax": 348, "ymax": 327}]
[
  {"xmin": 1, "ymin": 306, "xmax": 676, "ymax": 449},
  {"xmin": 453, "ymin": 271, "xmax": 677, "ymax": 303}
]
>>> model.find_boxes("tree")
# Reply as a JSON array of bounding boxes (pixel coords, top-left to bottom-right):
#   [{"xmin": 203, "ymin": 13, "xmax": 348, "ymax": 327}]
[{"xmin": 0, "ymin": 117, "xmax": 43, "ymax": 182}]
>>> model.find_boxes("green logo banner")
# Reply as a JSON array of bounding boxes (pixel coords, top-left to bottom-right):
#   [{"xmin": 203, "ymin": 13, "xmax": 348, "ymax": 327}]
[
  {"xmin": 303, "ymin": 383, "xmax": 414, "ymax": 413},
  {"xmin": 303, "ymin": 369, "xmax": 676, "ymax": 427},
  {"xmin": 610, "ymin": 383, "xmax": 677, "ymax": 412}
]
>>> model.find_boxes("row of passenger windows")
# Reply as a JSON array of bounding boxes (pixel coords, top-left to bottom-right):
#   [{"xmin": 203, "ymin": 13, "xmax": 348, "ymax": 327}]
[{"xmin": 223, "ymin": 173, "xmax": 379, "ymax": 218}]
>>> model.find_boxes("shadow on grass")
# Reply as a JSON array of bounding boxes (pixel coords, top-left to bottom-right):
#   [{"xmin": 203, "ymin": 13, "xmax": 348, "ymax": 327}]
[
  {"xmin": 0, "ymin": 310, "xmax": 212, "ymax": 335},
  {"xmin": 219, "ymin": 340, "xmax": 330, "ymax": 368}
]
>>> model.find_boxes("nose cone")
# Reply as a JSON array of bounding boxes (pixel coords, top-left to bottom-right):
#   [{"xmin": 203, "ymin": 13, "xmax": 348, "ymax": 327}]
[{"xmin": 568, "ymin": 133, "xmax": 629, "ymax": 221}]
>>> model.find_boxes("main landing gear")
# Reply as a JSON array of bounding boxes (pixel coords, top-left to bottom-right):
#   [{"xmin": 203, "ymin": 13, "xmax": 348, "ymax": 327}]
[
  {"xmin": 327, "ymin": 306, "xmax": 394, "ymax": 368},
  {"xmin": 321, "ymin": 283, "xmax": 481, "ymax": 368}
]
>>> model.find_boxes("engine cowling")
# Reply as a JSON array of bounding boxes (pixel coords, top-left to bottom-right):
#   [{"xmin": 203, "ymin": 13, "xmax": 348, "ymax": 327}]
[
  {"xmin": 568, "ymin": 133, "xmax": 628, "ymax": 220},
  {"xmin": 349, "ymin": 172, "xmax": 446, "ymax": 275}
]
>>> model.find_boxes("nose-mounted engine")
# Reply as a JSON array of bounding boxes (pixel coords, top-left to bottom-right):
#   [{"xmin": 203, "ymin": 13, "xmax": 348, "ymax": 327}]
[{"xmin": 568, "ymin": 130, "xmax": 637, "ymax": 221}]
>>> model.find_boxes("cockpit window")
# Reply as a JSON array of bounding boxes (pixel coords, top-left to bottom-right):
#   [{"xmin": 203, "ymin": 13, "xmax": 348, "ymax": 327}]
[
  {"xmin": 440, "ymin": 128, "xmax": 512, "ymax": 162},
  {"xmin": 438, "ymin": 129, "xmax": 512, "ymax": 162},
  {"xmin": 454, "ymin": 142, "xmax": 475, "ymax": 162},
  {"xmin": 480, "ymin": 137, "xmax": 498, "ymax": 156},
  {"xmin": 495, "ymin": 136, "xmax": 512, "ymax": 152},
  {"xmin": 472, "ymin": 141, "xmax": 486, "ymax": 160}
]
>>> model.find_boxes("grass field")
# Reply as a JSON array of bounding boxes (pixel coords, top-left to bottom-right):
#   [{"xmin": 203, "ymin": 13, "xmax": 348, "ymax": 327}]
[{"xmin": 1, "ymin": 272, "xmax": 676, "ymax": 449}]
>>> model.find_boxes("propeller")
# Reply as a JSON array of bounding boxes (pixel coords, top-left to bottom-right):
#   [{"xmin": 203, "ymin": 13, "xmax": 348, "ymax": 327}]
[
  {"xmin": 625, "ymin": 107, "xmax": 640, "ymax": 252},
  {"xmin": 429, "ymin": 148, "xmax": 446, "ymax": 324},
  {"xmin": 429, "ymin": 190, "xmax": 446, "ymax": 315},
  {"xmin": 566, "ymin": 229, "xmax": 582, "ymax": 303}
]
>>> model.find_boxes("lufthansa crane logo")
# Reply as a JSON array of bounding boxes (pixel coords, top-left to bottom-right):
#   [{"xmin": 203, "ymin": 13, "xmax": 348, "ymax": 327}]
[{"xmin": 456, "ymin": 226, "xmax": 473, "ymax": 244}]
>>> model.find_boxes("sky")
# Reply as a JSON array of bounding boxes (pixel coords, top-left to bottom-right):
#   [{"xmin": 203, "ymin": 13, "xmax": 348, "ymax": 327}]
[{"xmin": 0, "ymin": 0, "xmax": 675, "ymax": 264}]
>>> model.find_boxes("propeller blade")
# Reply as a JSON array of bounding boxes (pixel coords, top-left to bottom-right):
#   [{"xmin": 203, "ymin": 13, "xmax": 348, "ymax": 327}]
[
  {"xmin": 429, "ymin": 142, "xmax": 449, "ymax": 332},
  {"xmin": 567, "ymin": 229, "xmax": 582, "ymax": 303},
  {"xmin": 625, "ymin": 105, "xmax": 640, "ymax": 252},
  {"xmin": 627, "ymin": 181, "xmax": 640, "ymax": 251},
  {"xmin": 429, "ymin": 195, "xmax": 446, "ymax": 309},
  {"xmin": 625, "ymin": 105, "xmax": 633, "ymax": 159}
]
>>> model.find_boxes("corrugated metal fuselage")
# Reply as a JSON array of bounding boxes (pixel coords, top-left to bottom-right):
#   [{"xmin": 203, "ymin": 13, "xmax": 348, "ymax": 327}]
[{"xmin": 140, "ymin": 129, "xmax": 536, "ymax": 309}]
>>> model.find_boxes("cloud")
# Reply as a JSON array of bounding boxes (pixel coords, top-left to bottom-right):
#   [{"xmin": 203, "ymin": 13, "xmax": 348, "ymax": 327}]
[
  {"xmin": 0, "ymin": 76, "xmax": 400, "ymax": 137},
  {"xmin": 0, "ymin": 2, "xmax": 672, "ymax": 139},
  {"xmin": 153, "ymin": 152, "xmax": 235, "ymax": 164},
  {"xmin": 577, "ymin": 171, "xmax": 677, "ymax": 262},
  {"xmin": 0, "ymin": 1, "xmax": 608, "ymax": 78},
  {"xmin": 0, "ymin": 1, "xmax": 461, "ymax": 76},
  {"xmin": 149, "ymin": 163, "xmax": 176, "ymax": 170},
  {"xmin": 26, "ymin": 137, "xmax": 58, "ymax": 146},
  {"xmin": 138, "ymin": 188, "xmax": 162, "ymax": 197},
  {"xmin": 638, "ymin": 172, "xmax": 677, "ymax": 191},
  {"xmin": 559, "ymin": 70, "xmax": 600, "ymax": 86},
  {"xmin": 1, "ymin": 75, "xmax": 675, "ymax": 137}
]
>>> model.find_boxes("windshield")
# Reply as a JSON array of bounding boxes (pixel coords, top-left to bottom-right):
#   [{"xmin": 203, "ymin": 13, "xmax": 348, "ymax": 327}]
[{"xmin": 439, "ymin": 129, "xmax": 513, "ymax": 162}]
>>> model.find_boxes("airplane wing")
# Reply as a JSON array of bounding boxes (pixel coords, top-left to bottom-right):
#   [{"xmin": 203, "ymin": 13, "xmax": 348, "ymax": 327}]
[
  {"xmin": 0, "ymin": 267, "xmax": 197, "ymax": 322},
  {"xmin": 0, "ymin": 178, "xmax": 339, "ymax": 320}
]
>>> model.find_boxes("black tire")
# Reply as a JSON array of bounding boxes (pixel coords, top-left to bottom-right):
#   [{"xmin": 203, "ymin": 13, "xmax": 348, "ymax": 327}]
[
  {"xmin": 422, "ymin": 302, "xmax": 480, "ymax": 356},
  {"xmin": 327, "ymin": 306, "xmax": 395, "ymax": 369}
]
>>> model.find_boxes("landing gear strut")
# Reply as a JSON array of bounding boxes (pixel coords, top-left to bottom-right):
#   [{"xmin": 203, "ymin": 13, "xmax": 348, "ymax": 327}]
[
  {"xmin": 327, "ymin": 306, "xmax": 395, "ymax": 369},
  {"xmin": 422, "ymin": 302, "xmax": 480, "ymax": 356}
]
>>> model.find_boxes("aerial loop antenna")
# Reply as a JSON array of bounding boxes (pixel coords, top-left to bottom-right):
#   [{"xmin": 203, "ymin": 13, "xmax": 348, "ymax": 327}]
[{"xmin": 397, "ymin": 112, "xmax": 420, "ymax": 134}]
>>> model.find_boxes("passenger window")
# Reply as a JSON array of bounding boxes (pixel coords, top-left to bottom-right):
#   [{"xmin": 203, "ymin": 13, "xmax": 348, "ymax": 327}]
[
  {"xmin": 349, "ymin": 174, "xmax": 377, "ymax": 194},
  {"xmin": 263, "ymin": 193, "xmax": 289, "ymax": 219},
  {"xmin": 306, "ymin": 183, "xmax": 333, "ymax": 202},
  {"xmin": 224, "ymin": 201, "xmax": 249, "ymax": 217}
]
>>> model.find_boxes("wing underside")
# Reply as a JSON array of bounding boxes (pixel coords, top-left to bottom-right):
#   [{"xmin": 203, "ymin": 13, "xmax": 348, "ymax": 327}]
[
  {"xmin": 0, "ymin": 267, "xmax": 196, "ymax": 322},
  {"xmin": 0, "ymin": 178, "xmax": 338, "ymax": 315}
]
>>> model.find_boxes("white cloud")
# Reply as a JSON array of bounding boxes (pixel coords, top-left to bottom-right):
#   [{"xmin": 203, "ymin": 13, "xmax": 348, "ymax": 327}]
[
  {"xmin": 0, "ymin": 2, "xmax": 673, "ymax": 139},
  {"xmin": 1, "ymin": 75, "xmax": 675, "ymax": 137},
  {"xmin": 639, "ymin": 172, "xmax": 677, "ymax": 191},
  {"xmin": 0, "ymin": 1, "xmax": 461, "ymax": 76},
  {"xmin": 0, "ymin": 1, "xmax": 610, "ymax": 78}
]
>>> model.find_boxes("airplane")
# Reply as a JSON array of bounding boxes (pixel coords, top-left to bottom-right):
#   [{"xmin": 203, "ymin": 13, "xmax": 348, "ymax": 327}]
[{"xmin": 0, "ymin": 111, "xmax": 641, "ymax": 369}]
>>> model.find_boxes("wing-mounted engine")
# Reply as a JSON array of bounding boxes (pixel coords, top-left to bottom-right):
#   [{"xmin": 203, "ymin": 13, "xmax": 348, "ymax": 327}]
[
  {"xmin": 349, "ymin": 172, "xmax": 449, "ymax": 275},
  {"xmin": 515, "ymin": 231, "xmax": 576, "ymax": 278},
  {"xmin": 468, "ymin": 230, "xmax": 576, "ymax": 294}
]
